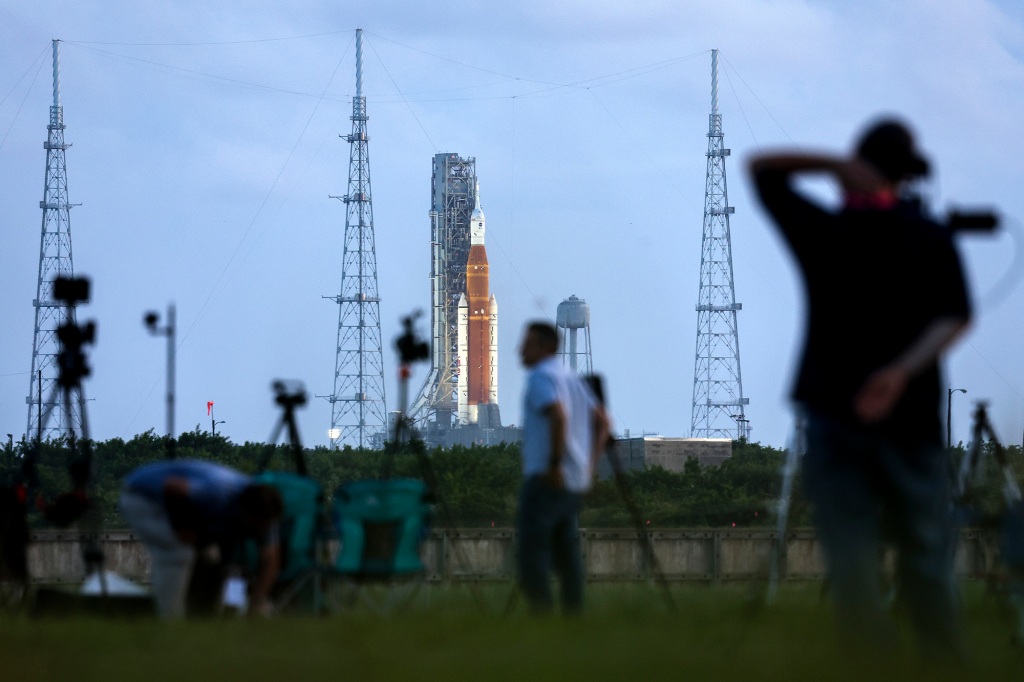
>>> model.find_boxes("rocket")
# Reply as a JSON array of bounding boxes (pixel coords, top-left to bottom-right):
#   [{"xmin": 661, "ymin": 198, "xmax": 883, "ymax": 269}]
[{"xmin": 457, "ymin": 182, "xmax": 498, "ymax": 425}]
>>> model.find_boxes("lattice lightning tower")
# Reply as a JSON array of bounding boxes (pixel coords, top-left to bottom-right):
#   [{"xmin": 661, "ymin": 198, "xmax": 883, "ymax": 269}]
[
  {"xmin": 325, "ymin": 28, "xmax": 387, "ymax": 449},
  {"xmin": 26, "ymin": 40, "xmax": 82, "ymax": 442},
  {"xmin": 690, "ymin": 49, "xmax": 749, "ymax": 440}
]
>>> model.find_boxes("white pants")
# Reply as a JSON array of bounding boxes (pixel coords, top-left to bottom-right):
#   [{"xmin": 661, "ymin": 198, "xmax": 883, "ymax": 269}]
[{"xmin": 119, "ymin": 489, "xmax": 195, "ymax": 619}]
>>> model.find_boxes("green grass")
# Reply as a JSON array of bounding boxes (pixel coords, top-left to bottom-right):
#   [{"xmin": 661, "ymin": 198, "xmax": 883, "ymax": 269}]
[{"xmin": 1, "ymin": 582, "xmax": 1021, "ymax": 681}]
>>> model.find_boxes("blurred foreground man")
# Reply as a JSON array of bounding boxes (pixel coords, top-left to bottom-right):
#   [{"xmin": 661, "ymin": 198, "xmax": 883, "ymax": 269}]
[
  {"xmin": 120, "ymin": 459, "xmax": 283, "ymax": 619},
  {"xmin": 516, "ymin": 321, "xmax": 609, "ymax": 614},
  {"xmin": 748, "ymin": 118, "xmax": 972, "ymax": 659}
]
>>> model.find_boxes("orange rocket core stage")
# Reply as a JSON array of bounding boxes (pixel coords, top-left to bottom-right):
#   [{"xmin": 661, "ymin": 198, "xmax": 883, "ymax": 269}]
[{"xmin": 466, "ymin": 243, "xmax": 490, "ymax": 406}]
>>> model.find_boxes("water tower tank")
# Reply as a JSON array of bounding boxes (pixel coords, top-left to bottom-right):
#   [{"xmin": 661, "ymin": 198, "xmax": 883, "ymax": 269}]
[{"xmin": 555, "ymin": 295, "xmax": 593, "ymax": 374}]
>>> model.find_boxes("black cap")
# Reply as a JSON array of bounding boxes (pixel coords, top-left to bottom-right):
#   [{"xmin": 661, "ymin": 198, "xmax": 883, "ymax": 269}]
[{"xmin": 855, "ymin": 118, "xmax": 930, "ymax": 182}]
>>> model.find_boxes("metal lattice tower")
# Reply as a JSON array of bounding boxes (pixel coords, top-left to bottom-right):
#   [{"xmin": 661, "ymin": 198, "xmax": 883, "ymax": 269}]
[
  {"xmin": 408, "ymin": 153, "xmax": 477, "ymax": 430},
  {"xmin": 690, "ymin": 49, "xmax": 749, "ymax": 440},
  {"xmin": 26, "ymin": 40, "xmax": 82, "ymax": 442},
  {"xmin": 325, "ymin": 29, "xmax": 387, "ymax": 449}
]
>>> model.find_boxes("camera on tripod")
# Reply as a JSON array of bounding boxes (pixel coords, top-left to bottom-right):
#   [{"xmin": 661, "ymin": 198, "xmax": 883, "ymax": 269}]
[
  {"xmin": 395, "ymin": 311, "xmax": 429, "ymax": 366},
  {"xmin": 272, "ymin": 380, "xmax": 307, "ymax": 409},
  {"xmin": 53, "ymin": 276, "xmax": 90, "ymax": 306},
  {"xmin": 53, "ymin": 277, "xmax": 95, "ymax": 388}
]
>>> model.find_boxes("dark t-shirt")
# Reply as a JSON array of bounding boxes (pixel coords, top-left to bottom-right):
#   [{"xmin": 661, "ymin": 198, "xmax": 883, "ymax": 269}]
[{"xmin": 753, "ymin": 168, "xmax": 971, "ymax": 446}]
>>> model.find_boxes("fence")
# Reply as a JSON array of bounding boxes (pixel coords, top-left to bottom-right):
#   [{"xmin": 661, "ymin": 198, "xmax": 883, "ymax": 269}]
[{"xmin": 20, "ymin": 527, "xmax": 1006, "ymax": 585}]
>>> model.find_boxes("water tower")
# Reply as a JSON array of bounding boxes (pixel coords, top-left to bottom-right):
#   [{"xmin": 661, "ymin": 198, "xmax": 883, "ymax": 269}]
[{"xmin": 556, "ymin": 295, "xmax": 592, "ymax": 374}]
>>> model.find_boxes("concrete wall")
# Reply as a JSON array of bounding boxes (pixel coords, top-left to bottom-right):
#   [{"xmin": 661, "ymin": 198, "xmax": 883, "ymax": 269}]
[
  {"xmin": 17, "ymin": 527, "xmax": 1005, "ymax": 585},
  {"xmin": 599, "ymin": 437, "xmax": 733, "ymax": 480}
]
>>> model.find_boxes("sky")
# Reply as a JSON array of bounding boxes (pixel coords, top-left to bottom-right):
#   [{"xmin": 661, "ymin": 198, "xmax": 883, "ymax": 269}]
[{"xmin": 2, "ymin": 1, "xmax": 1024, "ymax": 451}]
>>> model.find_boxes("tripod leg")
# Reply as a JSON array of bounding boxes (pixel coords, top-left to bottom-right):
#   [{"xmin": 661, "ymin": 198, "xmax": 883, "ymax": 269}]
[
  {"xmin": 604, "ymin": 445, "xmax": 676, "ymax": 613},
  {"xmin": 259, "ymin": 419, "xmax": 287, "ymax": 472},
  {"xmin": 72, "ymin": 385, "xmax": 107, "ymax": 596},
  {"xmin": 284, "ymin": 409, "xmax": 307, "ymax": 476},
  {"xmin": 769, "ymin": 413, "xmax": 806, "ymax": 603}
]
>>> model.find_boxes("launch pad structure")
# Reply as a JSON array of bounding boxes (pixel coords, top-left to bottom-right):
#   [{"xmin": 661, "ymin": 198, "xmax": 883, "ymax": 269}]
[
  {"xmin": 408, "ymin": 155, "xmax": 507, "ymax": 445},
  {"xmin": 408, "ymin": 154, "xmax": 476, "ymax": 431}
]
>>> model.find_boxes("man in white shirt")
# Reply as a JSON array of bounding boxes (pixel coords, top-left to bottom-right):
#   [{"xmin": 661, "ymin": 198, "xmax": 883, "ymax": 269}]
[{"xmin": 517, "ymin": 321, "xmax": 610, "ymax": 614}]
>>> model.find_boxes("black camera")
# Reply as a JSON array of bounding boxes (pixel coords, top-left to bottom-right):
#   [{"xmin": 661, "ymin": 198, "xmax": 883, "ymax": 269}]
[
  {"xmin": 272, "ymin": 380, "xmax": 307, "ymax": 408},
  {"xmin": 53, "ymin": 276, "xmax": 90, "ymax": 306},
  {"xmin": 51, "ymin": 277, "xmax": 96, "ymax": 388},
  {"xmin": 947, "ymin": 210, "xmax": 998, "ymax": 234},
  {"xmin": 396, "ymin": 311, "xmax": 429, "ymax": 366}
]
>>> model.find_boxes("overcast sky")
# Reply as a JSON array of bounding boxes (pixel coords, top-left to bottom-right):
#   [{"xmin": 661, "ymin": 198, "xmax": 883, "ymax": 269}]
[{"xmin": 2, "ymin": 1, "xmax": 1024, "ymax": 451}]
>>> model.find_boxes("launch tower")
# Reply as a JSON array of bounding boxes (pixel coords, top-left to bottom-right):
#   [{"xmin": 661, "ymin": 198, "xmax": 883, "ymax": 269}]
[
  {"xmin": 690, "ymin": 49, "xmax": 749, "ymax": 439},
  {"xmin": 26, "ymin": 40, "xmax": 82, "ymax": 442},
  {"xmin": 409, "ymin": 154, "xmax": 477, "ymax": 429},
  {"xmin": 325, "ymin": 28, "xmax": 387, "ymax": 448}
]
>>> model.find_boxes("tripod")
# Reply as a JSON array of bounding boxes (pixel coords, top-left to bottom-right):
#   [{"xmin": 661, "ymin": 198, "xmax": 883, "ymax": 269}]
[
  {"xmin": 26, "ymin": 276, "xmax": 105, "ymax": 595},
  {"xmin": 955, "ymin": 401, "xmax": 1022, "ymax": 506},
  {"xmin": 585, "ymin": 374, "xmax": 677, "ymax": 613},
  {"xmin": 954, "ymin": 401, "xmax": 1024, "ymax": 641},
  {"xmin": 263, "ymin": 380, "xmax": 309, "ymax": 475},
  {"xmin": 378, "ymin": 313, "xmax": 497, "ymax": 614},
  {"xmin": 766, "ymin": 411, "xmax": 808, "ymax": 603}
]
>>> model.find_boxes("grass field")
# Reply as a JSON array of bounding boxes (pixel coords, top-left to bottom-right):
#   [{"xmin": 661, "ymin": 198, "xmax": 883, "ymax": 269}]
[{"xmin": 1, "ymin": 582, "xmax": 1021, "ymax": 681}]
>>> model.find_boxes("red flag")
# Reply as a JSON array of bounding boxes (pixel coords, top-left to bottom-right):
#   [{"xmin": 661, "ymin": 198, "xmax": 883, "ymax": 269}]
[{"xmin": 207, "ymin": 401, "xmax": 214, "ymax": 416}]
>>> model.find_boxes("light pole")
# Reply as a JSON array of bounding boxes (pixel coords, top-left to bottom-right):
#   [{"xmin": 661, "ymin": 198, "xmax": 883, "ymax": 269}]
[
  {"xmin": 145, "ymin": 304, "xmax": 176, "ymax": 452},
  {"xmin": 207, "ymin": 401, "xmax": 226, "ymax": 436},
  {"xmin": 731, "ymin": 414, "xmax": 750, "ymax": 441},
  {"xmin": 947, "ymin": 387, "xmax": 966, "ymax": 449}
]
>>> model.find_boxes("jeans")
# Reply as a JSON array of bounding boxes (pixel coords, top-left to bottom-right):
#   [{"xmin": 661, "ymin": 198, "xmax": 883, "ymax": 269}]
[
  {"xmin": 120, "ymin": 489, "xmax": 196, "ymax": 619},
  {"xmin": 802, "ymin": 411, "xmax": 963, "ymax": 658},
  {"xmin": 515, "ymin": 476, "xmax": 584, "ymax": 614}
]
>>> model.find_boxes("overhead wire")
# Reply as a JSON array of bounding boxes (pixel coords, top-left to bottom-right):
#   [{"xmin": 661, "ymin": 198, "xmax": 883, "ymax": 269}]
[
  {"xmin": 363, "ymin": 34, "xmax": 437, "ymax": 152},
  {"xmin": 0, "ymin": 44, "xmax": 48, "ymax": 108},
  {"xmin": 66, "ymin": 29, "xmax": 356, "ymax": 47},
  {"xmin": 66, "ymin": 42, "xmax": 348, "ymax": 102},
  {"xmin": 974, "ymin": 214, "xmax": 1024, "ymax": 312},
  {"xmin": 958, "ymin": 214, "xmax": 1024, "ymax": 403},
  {"xmin": 716, "ymin": 51, "xmax": 1024, "ymax": 413},
  {"xmin": 0, "ymin": 47, "xmax": 48, "ymax": 153},
  {"xmin": 119, "ymin": 33, "xmax": 356, "ymax": 436},
  {"xmin": 177, "ymin": 34, "xmax": 355, "ymax": 346},
  {"xmin": 718, "ymin": 52, "xmax": 799, "ymax": 147},
  {"xmin": 65, "ymin": 36, "xmax": 718, "ymax": 105},
  {"xmin": 55, "ymin": 31, "xmax": 1004, "ymax": 441},
  {"xmin": 362, "ymin": 30, "xmax": 565, "ymax": 87},
  {"xmin": 716, "ymin": 55, "xmax": 799, "ymax": 310}
]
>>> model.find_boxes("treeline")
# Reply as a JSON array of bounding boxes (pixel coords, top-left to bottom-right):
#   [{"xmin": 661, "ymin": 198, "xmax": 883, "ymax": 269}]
[{"xmin": 2, "ymin": 432, "xmax": 1020, "ymax": 530}]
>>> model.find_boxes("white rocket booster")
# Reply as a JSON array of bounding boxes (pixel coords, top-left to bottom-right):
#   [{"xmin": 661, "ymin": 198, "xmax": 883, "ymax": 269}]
[
  {"xmin": 457, "ymin": 292, "xmax": 469, "ymax": 425},
  {"xmin": 488, "ymin": 294, "xmax": 498, "ymax": 405}
]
